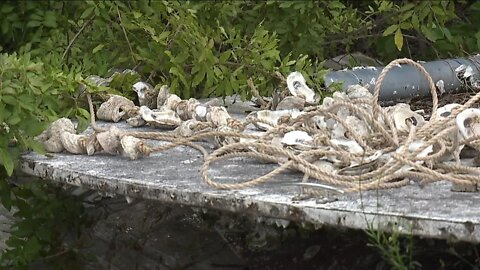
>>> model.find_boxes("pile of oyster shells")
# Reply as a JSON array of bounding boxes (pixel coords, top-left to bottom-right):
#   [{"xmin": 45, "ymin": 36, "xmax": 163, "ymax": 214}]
[{"xmin": 36, "ymin": 70, "xmax": 480, "ymax": 192}]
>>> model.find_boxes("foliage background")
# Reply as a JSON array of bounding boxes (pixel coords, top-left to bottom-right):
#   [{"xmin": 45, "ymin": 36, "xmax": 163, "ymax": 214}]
[{"xmin": 0, "ymin": 0, "xmax": 479, "ymax": 268}]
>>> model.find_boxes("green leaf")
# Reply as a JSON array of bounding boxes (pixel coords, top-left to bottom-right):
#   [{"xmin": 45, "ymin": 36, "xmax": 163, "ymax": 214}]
[
  {"xmin": 442, "ymin": 27, "xmax": 452, "ymax": 42},
  {"xmin": 76, "ymin": 107, "xmax": 91, "ymax": 119},
  {"xmin": 399, "ymin": 3, "xmax": 415, "ymax": 12},
  {"xmin": 1, "ymin": 4, "xmax": 14, "ymax": 13},
  {"xmin": 431, "ymin": 6, "xmax": 445, "ymax": 16},
  {"xmin": 0, "ymin": 179, "xmax": 12, "ymax": 211},
  {"xmin": 7, "ymin": 114, "xmax": 21, "ymax": 126},
  {"xmin": 43, "ymin": 11, "xmax": 57, "ymax": 28},
  {"xmin": 383, "ymin": 24, "xmax": 398, "ymax": 36},
  {"xmin": 26, "ymin": 139, "xmax": 46, "ymax": 156},
  {"xmin": 76, "ymin": 115, "xmax": 89, "ymax": 133},
  {"xmin": 92, "ymin": 44, "xmax": 105, "ymax": 54},
  {"xmin": 192, "ymin": 69, "xmax": 206, "ymax": 87},
  {"xmin": 80, "ymin": 6, "xmax": 94, "ymax": 19},
  {"xmin": 2, "ymin": 95, "xmax": 18, "ymax": 106},
  {"xmin": 0, "ymin": 147, "xmax": 14, "ymax": 176},
  {"xmin": 26, "ymin": 20, "xmax": 42, "ymax": 28},
  {"xmin": 169, "ymin": 66, "xmax": 188, "ymax": 87},
  {"xmin": 23, "ymin": 236, "xmax": 41, "ymax": 259},
  {"xmin": 476, "ymin": 32, "xmax": 480, "ymax": 51},
  {"xmin": 133, "ymin": 11, "xmax": 142, "ymax": 19},
  {"xmin": 411, "ymin": 14, "xmax": 420, "ymax": 29},
  {"xmin": 422, "ymin": 25, "xmax": 443, "ymax": 42},
  {"xmin": 219, "ymin": 50, "xmax": 231, "ymax": 63},
  {"xmin": 394, "ymin": 29, "xmax": 404, "ymax": 51}
]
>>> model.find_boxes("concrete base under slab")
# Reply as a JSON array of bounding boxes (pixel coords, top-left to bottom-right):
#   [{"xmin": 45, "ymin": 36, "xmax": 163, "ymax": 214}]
[{"xmin": 19, "ymin": 122, "xmax": 480, "ymax": 243}]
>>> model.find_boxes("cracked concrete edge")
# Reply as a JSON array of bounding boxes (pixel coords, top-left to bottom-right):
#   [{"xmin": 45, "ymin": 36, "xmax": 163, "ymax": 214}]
[{"xmin": 19, "ymin": 158, "xmax": 480, "ymax": 243}]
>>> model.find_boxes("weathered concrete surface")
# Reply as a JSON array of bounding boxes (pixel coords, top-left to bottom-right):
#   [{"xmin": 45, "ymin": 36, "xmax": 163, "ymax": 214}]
[{"xmin": 19, "ymin": 122, "xmax": 480, "ymax": 243}]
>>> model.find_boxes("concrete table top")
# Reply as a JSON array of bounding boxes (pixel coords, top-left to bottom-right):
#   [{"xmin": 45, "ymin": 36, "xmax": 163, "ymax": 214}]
[{"xmin": 19, "ymin": 121, "xmax": 480, "ymax": 243}]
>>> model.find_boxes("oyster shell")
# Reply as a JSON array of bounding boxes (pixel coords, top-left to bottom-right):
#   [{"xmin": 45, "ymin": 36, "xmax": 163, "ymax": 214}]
[
  {"xmin": 312, "ymin": 160, "xmax": 337, "ymax": 174},
  {"xmin": 345, "ymin": 115, "xmax": 370, "ymax": 139},
  {"xmin": 286, "ymin": 72, "xmax": 316, "ymax": 103},
  {"xmin": 276, "ymin": 96, "xmax": 305, "ymax": 111},
  {"xmin": 60, "ymin": 132, "xmax": 88, "ymax": 154},
  {"xmin": 121, "ymin": 135, "xmax": 149, "ymax": 160},
  {"xmin": 96, "ymin": 126, "xmax": 122, "ymax": 155},
  {"xmin": 281, "ymin": 130, "xmax": 313, "ymax": 149},
  {"xmin": 156, "ymin": 85, "xmax": 171, "ymax": 108},
  {"xmin": 436, "ymin": 103, "xmax": 461, "ymax": 118},
  {"xmin": 84, "ymin": 133, "xmax": 101, "ymax": 155},
  {"xmin": 97, "ymin": 95, "xmax": 137, "ymax": 122},
  {"xmin": 332, "ymin": 91, "xmax": 348, "ymax": 101},
  {"xmin": 330, "ymin": 138, "xmax": 364, "ymax": 155},
  {"xmin": 126, "ymin": 115, "xmax": 146, "ymax": 127},
  {"xmin": 321, "ymin": 96, "xmax": 334, "ymax": 108},
  {"xmin": 331, "ymin": 122, "xmax": 346, "ymax": 139},
  {"xmin": 214, "ymin": 126, "xmax": 239, "ymax": 147},
  {"xmin": 175, "ymin": 98, "xmax": 201, "ymax": 120},
  {"xmin": 396, "ymin": 140, "xmax": 433, "ymax": 172},
  {"xmin": 193, "ymin": 105, "xmax": 208, "ymax": 121},
  {"xmin": 247, "ymin": 109, "xmax": 303, "ymax": 131},
  {"xmin": 387, "ymin": 103, "xmax": 425, "ymax": 133},
  {"xmin": 456, "ymin": 108, "xmax": 480, "ymax": 151},
  {"xmin": 176, "ymin": 119, "xmax": 211, "ymax": 137},
  {"xmin": 346, "ymin": 85, "xmax": 373, "ymax": 99},
  {"xmin": 312, "ymin": 116, "xmax": 327, "ymax": 130},
  {"xmin": 139, "ymin": 106, "xmax": 182, "ymax": 129},
  {"xmin": 133, "ymin": 81, "xmax": 158, "ymax": 109},
  {"xmin": 206, "ymin": 106, "xmax": 232, "ymax": 127},
  {"xmin": 163, "ymin": 94, "xmax": 182, "ymax": 111},
  {"xmin": 36, "ymin": 118, "xmax": 76, "ymax": 153}
]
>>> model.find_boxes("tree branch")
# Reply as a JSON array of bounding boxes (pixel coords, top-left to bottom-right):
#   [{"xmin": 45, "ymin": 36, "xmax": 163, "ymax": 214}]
[
  {"xmin": 62, "ymin": 16, "xmax": 95, "ymax": 62},
  {"xmin": 116, "ymin": 5, "xmax": 137, "ymax": 65}
]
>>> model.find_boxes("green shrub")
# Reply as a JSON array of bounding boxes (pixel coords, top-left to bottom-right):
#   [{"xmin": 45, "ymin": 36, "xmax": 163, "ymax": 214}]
[{"xmin": 0, "ymin": 50, "xmax": 88, "ymax": 176}]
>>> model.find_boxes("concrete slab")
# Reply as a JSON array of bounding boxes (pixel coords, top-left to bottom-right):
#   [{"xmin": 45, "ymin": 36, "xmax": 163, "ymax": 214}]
[{"xmin": 19, "ymin": 122, "xmax": 480, "ymax": 243}]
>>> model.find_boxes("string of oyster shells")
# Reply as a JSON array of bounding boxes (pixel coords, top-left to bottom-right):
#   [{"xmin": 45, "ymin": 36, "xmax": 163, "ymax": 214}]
[{"xmin": 36, "ymin": 62, "xmax": 480, "ymax": 194}]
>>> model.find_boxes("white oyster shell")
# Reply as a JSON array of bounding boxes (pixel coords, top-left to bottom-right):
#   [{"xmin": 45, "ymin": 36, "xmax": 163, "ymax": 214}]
[
  {"xmin": 456, "ymin": 108, "xmax": 480, "ymax": 141},
  {"xmin": 139, "ymin": 106, "xmax": 182, "ymax": 128},
  {"xmin": 247, "ymin": 109, "xmax": 303, "ymax": 131},
  {"xmin": 346, "ymin": 85, "xmax": 373, "ymax": 99},
  {"xmin": 121, "ymin": 135, "xmax": 147, "ymax": 160},
  {"xmin": 286, "ymin": 72, "xmax": 316, "ymax": 103},
  {"xmin": 163, "ymin": 94, "xmax": 182, "ymax": 111},
  {"xmin": 60, "ymin": 132, "xmax": 88, "ymax": 154},
  {"xmin": 396, "ymin": 140, "xmax": 433, "ymax": 172},
  {"xmin": 387, "ymin": 103, "xmax": 425, "ymax": 133},
  {"xmin": 97, "ymin": 95, "xmax": 137, "ymax": 122},
  {"xmin": 281, "ymin": 130, "xmax": 313, "ymax": 147},
  {"xmin": 96, "ymin": 126, "xmax": 122, "ymax": 155},
  {"xmin": 330, "ymin": 138, "xmax": 364, "ymax": 155},
  {"xmin": 193, "ymin": 105, "xmax": 208, "ymax": 121},
  {"xmin": 132, "ymin": 81, "xmax": 157, "ymax": 108},
  {"xmin": 345, "ymin": 115, "xmax": 370, "ymax": 139},
  {"xmin": 156, "ymin": 85, "xmax": 171, "ymax": 108},
  {"xmin": 206, "ymin": 106, "xmax": 232, "ymax": 127},
  {"xmin": 436, "ymin": 103, "xmax": 461, "ymax": 119},
  {"xmin": 36, "ymin": 118, "xmax": 76, "ymax": 153},
  {"xmin": 276, "ymin": 96, "xmax": 305, "ymax": 111}
]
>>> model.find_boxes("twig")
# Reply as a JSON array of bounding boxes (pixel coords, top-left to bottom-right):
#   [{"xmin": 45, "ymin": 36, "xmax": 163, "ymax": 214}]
[
  {"xmin": 43, "ymin": 248, "xmax": 70, "ymax": 260},
  {"xmin": 62, "ymin": 16, "xmax": 95, "ymax": 61},
  {"xmin": 322, "ymin": 33, "xmax": 420, "ymax": 46},
  {"xmin": 247, "ymin": 78, "xmax": 269, "ymax": 109},
  {"xmin": 116, "ymin": 5, "xmax": 137, "ymax": 64}
]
